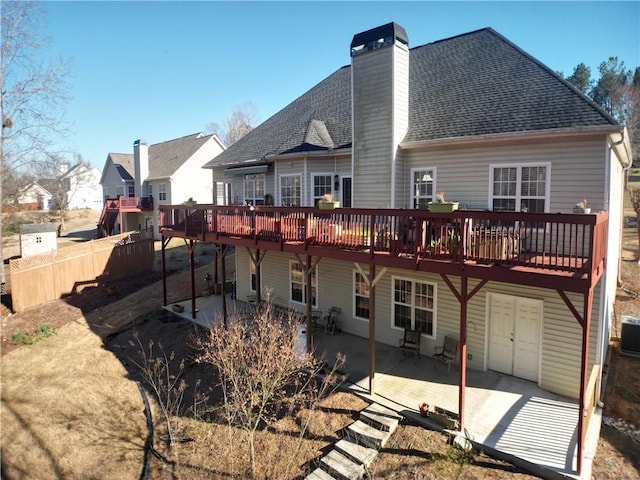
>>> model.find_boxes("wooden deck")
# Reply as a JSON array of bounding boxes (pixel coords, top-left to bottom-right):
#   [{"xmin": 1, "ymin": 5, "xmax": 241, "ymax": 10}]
[{"xmin": 159, "ymin": 205, "xmax": 607, "ymax": 293}]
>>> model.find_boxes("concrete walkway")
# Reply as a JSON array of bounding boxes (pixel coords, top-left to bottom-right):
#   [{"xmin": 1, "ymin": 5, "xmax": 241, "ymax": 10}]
[{"xmin": 164, "ymin": 294, "xmax": 601, "ymax": 480}]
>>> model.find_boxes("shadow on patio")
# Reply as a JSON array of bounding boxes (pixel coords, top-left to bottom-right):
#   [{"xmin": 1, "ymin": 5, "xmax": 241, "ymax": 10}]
[{"xmin": 164, "ymin": 294, "xmax": 599, "ymax": 479}]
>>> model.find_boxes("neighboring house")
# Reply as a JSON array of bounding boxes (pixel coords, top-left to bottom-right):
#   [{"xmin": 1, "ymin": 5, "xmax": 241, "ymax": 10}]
[
  {"xmin": 13, "ymin": 163, "xmax": 102, "ymax": 212},
  {"xmin": 98, "ymin": 133, "xmax": 225, "ymax": 239},
  {"xmin": 58, "ymin": 163, "xmax": 103, "ymax": 211},
  {"xmin": 160, "ymin": 24, "xmax": 631, "ymax": 475},
  {"xmin": 19, "ymin": 223, "xmax": 58, "ymax": 257},
  {"xmin": 15, "ymin": 182, "xmax": 53, "ymax": 211}
]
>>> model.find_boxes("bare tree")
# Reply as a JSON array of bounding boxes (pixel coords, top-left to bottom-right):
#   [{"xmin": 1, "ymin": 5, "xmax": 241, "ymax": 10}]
[
  {"xmin": 205, "ymin": 101, "xmax": 259, "ymax": 146},
  {"xmin": 192, "ymin": 297, "xmax": 344, "ymax": 479},
  {"xmin": 1, "ymin": 1, "xmax": 71, "ymax": 283}
]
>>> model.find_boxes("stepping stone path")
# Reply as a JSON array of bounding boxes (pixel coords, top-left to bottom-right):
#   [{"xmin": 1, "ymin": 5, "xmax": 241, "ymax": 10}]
[{"xmin": 306, "ymin": 402, "xmax": 402, "ymax": 480}]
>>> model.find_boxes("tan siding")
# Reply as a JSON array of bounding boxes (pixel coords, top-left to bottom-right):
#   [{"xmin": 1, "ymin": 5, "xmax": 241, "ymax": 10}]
[
  {"xmin": 353, "ymin": 47, "xmax": 394, "ymax": 208},
  {"xmin": 404, "ymin": 138, "xmax": 607, "ymax": 212}
]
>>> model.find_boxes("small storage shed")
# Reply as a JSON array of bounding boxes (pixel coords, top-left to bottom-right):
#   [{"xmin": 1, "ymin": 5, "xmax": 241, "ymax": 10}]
[{"xmin": 19, "ymin": 223, "xmax": 58, "ymax": 258}]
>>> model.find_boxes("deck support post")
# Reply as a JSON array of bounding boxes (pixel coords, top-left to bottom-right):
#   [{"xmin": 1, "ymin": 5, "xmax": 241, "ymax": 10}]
[
  {"xmin": 306, "ymin": 255, "xmax": 313, "ymax": 353},
  {"xmin": 441, "ymin": 275, "xmax": 487, "ymax": 431},
  {"xmin": 557, "ymin": 287, "xmax": 594, "ymax": 474},
  {"xmin": 185, "ymin": 239, "xmax": 197, "ymax": 320},
  {"xmin": 369, "ymin": 262, "xmax": 376, "ymax": 394},
  {"xmin": 161, "ymin": 236, "xmax": 171, "ymax": 306},
  {"xmin": 221, "ymin": 244, "xmax": 228, "ymax": 328}
]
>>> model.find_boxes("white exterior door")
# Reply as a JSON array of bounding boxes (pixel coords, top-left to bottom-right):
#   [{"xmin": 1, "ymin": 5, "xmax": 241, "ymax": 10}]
[{"xmin": 488, "ymin": 294, "xmax": 542, "ymax": 382}]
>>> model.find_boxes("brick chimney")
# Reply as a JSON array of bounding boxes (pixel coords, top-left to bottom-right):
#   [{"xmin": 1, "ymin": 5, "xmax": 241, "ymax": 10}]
[
  {"xmin": 133, "ymin": 139, "xmax": 148, "ymax": 197},
  {"xmin": 350, "ymin": 22, "xmax": 409, "ymax": 208}
]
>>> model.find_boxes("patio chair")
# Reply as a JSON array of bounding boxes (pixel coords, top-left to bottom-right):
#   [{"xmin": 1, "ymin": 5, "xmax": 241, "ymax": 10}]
[
  {"xmin": 399, "ymin": 328, "xmax": 421, "ymax": 360},
  {"xmin": 324, "ymin": 307, "xmax": 341, "ymax": 335},
  {"xmin": 433, "ymin": 336, "xmax": 459, "ymax": 372}
]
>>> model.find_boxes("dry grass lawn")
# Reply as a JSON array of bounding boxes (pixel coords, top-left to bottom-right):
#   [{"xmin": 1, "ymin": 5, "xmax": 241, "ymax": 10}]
[{"xmin": 1, "ymin": 208, "xmax": 639, "ymax": 479}]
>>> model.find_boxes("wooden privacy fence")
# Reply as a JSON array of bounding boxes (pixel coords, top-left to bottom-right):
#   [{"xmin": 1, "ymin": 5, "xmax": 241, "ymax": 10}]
[{"xmin": 9, "ymin": 231, "xmax": 154, "ymax": 313}]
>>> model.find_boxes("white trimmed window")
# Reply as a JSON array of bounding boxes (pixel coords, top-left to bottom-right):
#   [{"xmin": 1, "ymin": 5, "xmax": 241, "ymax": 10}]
[
  {"xmin": 490, "ymin": 163, "xmax": 549, "ymax": 213},
  {"xmin": 313, "ymin": 174, "xmax": 333, "ymax": 206},
  {"xmin": 116, "ymin": 186, "xmax": 125, "ymax": 198},
  {"xmin": 412, "ymin": 168, "xmax": 436, "ymax": 209},
  {"xmin": 280, "ymin": 174, "xmax": 301, "ymax": 207},
  {"xmin": 244, "ymin": 173, "xmax": 265, "ymax": 205},
  {"xmin": 290, "ymin": 260, "xmax": 317, "ymax": 306},
  {"xmin": 128, "ymin": 185, "xmax": 135, "ymax": 197},
  {"xmin": 392, "ymin": 277, "xmax": 436, "ymax": 337},
  {"xmin": 158, "ymin": 183, "xmax": 167, "ymax": 201},
  {"xmin": 353, "ymin": 271, "xmax": 370, "ymax": 320}
]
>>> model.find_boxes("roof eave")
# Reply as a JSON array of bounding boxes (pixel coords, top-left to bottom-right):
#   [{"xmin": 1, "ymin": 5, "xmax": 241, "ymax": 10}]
[
  {"xmin": 265, "ymin": 148, "xmax": 352, "ymax": 161},
  {"xmin": 399, "ymin": 125, "xmax": 624, "ymax": 150}
]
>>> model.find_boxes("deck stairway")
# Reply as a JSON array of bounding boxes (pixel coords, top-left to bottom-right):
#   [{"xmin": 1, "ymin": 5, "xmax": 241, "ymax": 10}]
[
  {"xmin": 97, "ymin": 198, "xmax": 121, "ymax": 238},
  {"xmin": 306, "ymin": 402, "xmax": 402, "ymax": 480}
]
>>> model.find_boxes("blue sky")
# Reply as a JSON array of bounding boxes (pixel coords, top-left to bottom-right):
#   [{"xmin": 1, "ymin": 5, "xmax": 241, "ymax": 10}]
[{"xmin": 40, "ymin": 1, "xmax": 639, "ymax": 167}]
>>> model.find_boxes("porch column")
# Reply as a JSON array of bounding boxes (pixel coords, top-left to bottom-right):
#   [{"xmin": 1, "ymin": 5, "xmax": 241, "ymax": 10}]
[{"xmin": 369, "ymin": 262, "xmax": 376, "ymax": 394}]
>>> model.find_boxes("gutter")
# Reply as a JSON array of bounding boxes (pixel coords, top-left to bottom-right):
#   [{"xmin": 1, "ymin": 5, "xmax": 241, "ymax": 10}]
[{"xmin": 399, "ymin": 125, "xmax": 625, "ymax": 150}]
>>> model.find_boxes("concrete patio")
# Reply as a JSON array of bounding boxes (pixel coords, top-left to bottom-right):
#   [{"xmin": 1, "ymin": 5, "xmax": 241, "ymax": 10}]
[{"xmin": 164, "ymin": 294, "xmax": 602, "ymax": 480}]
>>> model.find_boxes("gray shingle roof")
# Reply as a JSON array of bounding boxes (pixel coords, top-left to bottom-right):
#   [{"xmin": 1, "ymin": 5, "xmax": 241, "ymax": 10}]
[
  {"xmin": 109, "ymin": 153, "xmax": 134, "ymax": 180},
  {"xmin": 147, "ymin": 132, "xmax": 214, "ymax": 179},
  {"xmin": 205, "ymin": 27, "xmax": 617, "ymax": 167},
  {"xmin": 108, "ymin": 133, "xmax": 216, "ymax": 181}
]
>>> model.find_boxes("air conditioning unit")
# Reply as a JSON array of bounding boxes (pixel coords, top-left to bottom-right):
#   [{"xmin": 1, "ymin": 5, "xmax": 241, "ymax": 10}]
[{"xmin": 620, "ymin": 316, "xmax": 640, "ymax": 358}]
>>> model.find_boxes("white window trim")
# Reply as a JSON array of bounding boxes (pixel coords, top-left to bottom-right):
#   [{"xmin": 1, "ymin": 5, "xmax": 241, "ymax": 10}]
[
  {"xmin": 289, "ymin": 260, "xmax": 317, "ymax": 307},
  {"xmin": 312, "ymin": 172, "xmax": 334, "ymax": 206},
  {"xmin": 410, "ymin": 167, "xmax": 437, "ymax": 209},
  {"xmin": 243, "ymin": 173, "xmax": 266, "ymax": 206},
  {"xmin": 158, "ymin": 183, "xmax": 167, "ymax": 202},
  {"xmin": 279, "ymin": 173, "xmax": 302, "ymax": 207},
  {"xmin": 391, "ymin": 275, "xmax": 437, "ymax": 339},
  {"xmin": 487, "ymin": 162, "xmax": 551, "ymax": 213},
  {"xmin": 352, "ymin": 270, "xmax": 370, "ymax": 322}
]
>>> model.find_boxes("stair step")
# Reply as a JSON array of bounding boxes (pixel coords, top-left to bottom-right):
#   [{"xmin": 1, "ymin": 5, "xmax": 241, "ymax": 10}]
[
  {"xmin": 320, "ymin": 450, "xmax": 364, "ymax": 480},
  {"xmin": 360, "ymin": 403, "xmax": 401, "ymax": 433},
  {"xmin": 306, "ymin": 467, "xmax": 337, "ymax": 480},
  {"xmin": 335, "ymin": 439, "xmax": 378, "ymax": 467},
  {"xmin": 346, "ymin": 420, "xmax": 390, "ymax": 450}
]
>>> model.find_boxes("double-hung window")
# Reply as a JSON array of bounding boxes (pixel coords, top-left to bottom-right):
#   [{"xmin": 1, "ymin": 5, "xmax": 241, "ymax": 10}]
[
  {"xmin": 491, "ymin": 164, "xmax": 549, "ymax": 213},
  {"xmin": 353, "ymin": 271, "xmax": 370, "ymax": 320},
  {"xmin": 412, "ymin": 169, "xmax": 435, "ymax": 209},
  {"xmin": 158, "ymin": 183, "xmax": 167, "ymax": 201},
  {"xmin": 392, "ymin": 277, "xmax": 436, "ymax": 337},
  {"xmin": 244, "ymin": 173, "xmax": 265, "ymax": 206},
  {"xmin": 290, "ymin": 260, "xmax": 316, "ymax": 306},
  {"xmin": 280, "ymin": 174, "xmax": 301, "ymax": 206},
  {"xmin": 313, "ymin": 174, "xmax": 333, "ymax": 206}
]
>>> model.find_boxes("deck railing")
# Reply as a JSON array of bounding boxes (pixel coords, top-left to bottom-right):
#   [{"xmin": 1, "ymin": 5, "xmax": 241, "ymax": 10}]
[
  {"xmin": 159, "ymin": 205, "xmax": 608, "ymax": 276},
  {"xmin": 103, "ymin": 196, "xmax": 154, "ymax": 210}
]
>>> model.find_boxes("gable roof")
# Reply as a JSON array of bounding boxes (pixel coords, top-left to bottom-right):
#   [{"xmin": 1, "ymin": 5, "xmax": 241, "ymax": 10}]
[
  {"xmin": 147, "ymin": 132, "xmax": 215, "ymax": 180},
  {"xmin": 104, "ymin": 133, "xmax": 221, "ymax": 182},
  {"xmin": 108, "ymin": 153, "xmax": 134, "ymax": 181},
  {"xmin": 205, "ymin": 27, "xmax": 618, "ymax": 167}
]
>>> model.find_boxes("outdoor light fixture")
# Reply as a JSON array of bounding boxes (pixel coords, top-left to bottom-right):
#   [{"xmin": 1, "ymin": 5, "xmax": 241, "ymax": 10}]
[{"xmin": 334, "ymin": 174, "xmax": 340, "ymax": 191}]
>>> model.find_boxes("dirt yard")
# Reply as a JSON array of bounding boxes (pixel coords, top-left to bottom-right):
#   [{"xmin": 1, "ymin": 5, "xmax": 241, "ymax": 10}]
[{"xmin": 1, "ymin": 209, "xmax": 639, "ymax": 479}]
